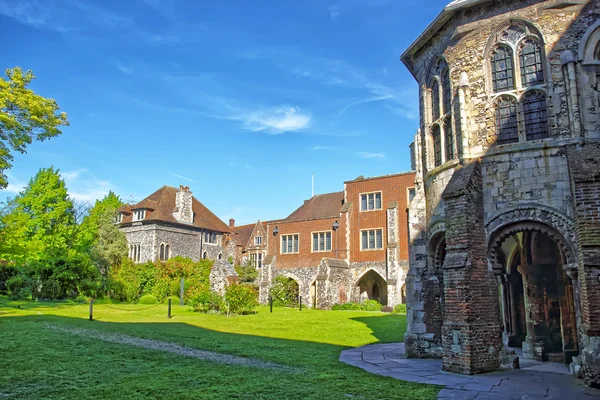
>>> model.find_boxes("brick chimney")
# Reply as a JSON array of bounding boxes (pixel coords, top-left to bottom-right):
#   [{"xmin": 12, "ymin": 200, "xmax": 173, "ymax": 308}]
[
  {"xmin": 229, "ymin": 218, "xmax": 235, "ymax": 228},
  {"xmin": 173, "ymin": 185, "xmax": 193, "ymax": 224}
]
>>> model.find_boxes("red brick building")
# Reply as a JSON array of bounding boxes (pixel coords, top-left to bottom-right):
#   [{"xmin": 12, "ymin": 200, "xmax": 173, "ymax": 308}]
[{"xmin": 256, "ymin": 171, "xmax": 416, "ymax": 309}]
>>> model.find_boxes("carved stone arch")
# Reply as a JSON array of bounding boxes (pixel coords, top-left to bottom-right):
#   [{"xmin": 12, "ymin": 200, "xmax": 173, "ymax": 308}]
[
  {"xmin": 280, "ymin": 272, "xmax": 303, "ymax": 291},
  {"xmin": 578, "ymin": 20, "xmax": 600, "ymax": 65},
  {"xmin": 486, "ymin": 204, "xmax": 577, "ymax": 266},
  {"xmin": 517, "ymin": 87, "xmax": 548, "ymax": 102},
  {"xmin": 354, "ymin": 268, "xmax": 386, "ymax": 286},
  {"xmin": 427, "ymin": 220, "xmax": 446, "ymax": 243},
  {"xmin": 427, "ymin": 227, "xmax": 446, "ymax": 275}
]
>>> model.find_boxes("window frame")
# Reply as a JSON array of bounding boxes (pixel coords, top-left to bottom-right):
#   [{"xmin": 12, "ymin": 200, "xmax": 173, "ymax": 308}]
[
  {"xmin": 407, "ymin": 187, "xmax": 416, "ymax": 204},
  {"xmin": 359, "ymin": 191, "xmax": 383, "ymax": 212},
  {"xmin": 359, "ymin": 228, "xmax": 384, "ymax": 251},
  {"xmin": 132, "ymin": 209, "xmax": 146, "ymax": 221},
  {"xmin": 311, "ymin": 230, "xmax": 332, "ymax": 253},
  {"xmin": 426, "ymin": 58, "xmax": 454, "ymax": 170},
  {"xmin": 280, "ymin": 233, "xmax": 300, "ymax": 254},
  {"xmin": 254, "ymin": 236, "xmax": 262, "ymax": 246}
]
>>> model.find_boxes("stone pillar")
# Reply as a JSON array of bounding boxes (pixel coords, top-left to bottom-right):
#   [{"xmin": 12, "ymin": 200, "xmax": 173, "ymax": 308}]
[
  {"xmin": 561, "ymin": 50, "xmax": 583, "ymax": 138},
  {"xmin": 440, "ymin": 161, "xmax": 502, "ymax": 374},
  {"xmin": 518, "ymin": 264, "xmax": 547, "ymax": 361}
]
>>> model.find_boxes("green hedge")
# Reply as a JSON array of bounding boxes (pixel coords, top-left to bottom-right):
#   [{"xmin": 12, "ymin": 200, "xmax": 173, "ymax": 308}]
[
  {"xmin": 138, "ymin": 294, "xmax": 158, "ymax": 304},
  {"xmin": 331, "ymin": 300, "xmax": 382, "ymax": 311}
]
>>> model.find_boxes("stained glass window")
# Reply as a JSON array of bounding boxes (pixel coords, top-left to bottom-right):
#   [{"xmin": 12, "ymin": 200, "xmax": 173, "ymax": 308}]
[
  {"xmin": 432, "ymin": 124, "xmax": 442, "ymax": 167},
  {"xmin": 442, "ymin": 69, "xmax": 452, "ymax": 115},
  {"xmin": 491, "ymin": 46, "xmax": 515, "ymax": 92},
  {"xmin": 494, "ymin": 96, "xmax": 519, "ymax": 145},
  {"xmin": 431, "ymin": 80, "xmax": 440, "ymax": 121},
  {"xmin": 519, "ymin": 40, "xmax": 544, "ymax": 87},
  {"xmin": 444, "ymin": 117, "xmax": 454, "ymax": 160},
  {"xmin": 522, "ymin": 91, "xmax": 549, "ymax": 141}
]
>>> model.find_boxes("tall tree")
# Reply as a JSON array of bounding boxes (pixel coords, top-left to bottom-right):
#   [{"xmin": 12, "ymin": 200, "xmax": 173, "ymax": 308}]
[
  {"xmin": 77, "ymin": 191, "xmax": 123, "ymax": 251},
  {"xmin": 0, "ymin": 67, "xmax": 69, "ymax": 189},
  {"xmin": 0, "ymin": 167, "xmax": 75, "ymax": 263}
]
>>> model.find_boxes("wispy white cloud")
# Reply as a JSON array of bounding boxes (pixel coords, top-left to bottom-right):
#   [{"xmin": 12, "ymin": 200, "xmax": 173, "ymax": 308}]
[
  {"xmin": 116, "ymin": 62, "xmax": 134, "ymax": 74},
  {"xmin": 310, "ymin": 146, "xmax": 339, "ymax": 151},
  {"xmin": 328, "ymin": 5, "xmax": 341, "ymax": 22},
  {"xmin": 358, "ymin": 152, "xmax": 385, "ymax": 159},
  {"xmin": 171, "ymin": 173, "xmax": 196, "ymax": 183},
  {"xmin": 2, "ymin": 174, "xmax": 26, "ymax": 195},
  {"xmin": 61, "ymin": 169, "xmax": 87, "ymax": 181},
  {"xmin": 233, "ymin": 106, "xmax": 311, "ymax": 134}
]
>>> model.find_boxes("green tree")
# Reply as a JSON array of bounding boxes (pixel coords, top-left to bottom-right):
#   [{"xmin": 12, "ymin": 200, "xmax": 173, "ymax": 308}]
[
  {"xmin": 89, "ymin": 207, "xmax": 128, "ymax": 275},
  {"xmin": 0, "ymin": 167, "xmax": 75, "ymax": 263},
  {"xmin": 0, "ymin": 67, "xmax": 69, "ymax": 189},
  {"xmin": 78, "ymin": 191, "xmax": 123, "ymax": 251}
]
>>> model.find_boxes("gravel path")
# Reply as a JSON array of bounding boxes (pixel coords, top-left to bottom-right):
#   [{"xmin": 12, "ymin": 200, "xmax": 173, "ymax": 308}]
[{"xmin": 46, "ymin": 324, "xmax": 300, "ymax": 372}]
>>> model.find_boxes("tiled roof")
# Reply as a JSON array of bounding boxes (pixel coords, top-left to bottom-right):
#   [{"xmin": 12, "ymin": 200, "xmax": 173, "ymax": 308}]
[
  {"xmin": 285, "ymin": 191, "xmax": 344, "ymax": 222},
  {"xmin": 232, "ymin": 223, "xmax": 256, "ymax": 249},
  {"xmin": 118, "ymin": 186, "xmax": 231, "ymax": 233}
]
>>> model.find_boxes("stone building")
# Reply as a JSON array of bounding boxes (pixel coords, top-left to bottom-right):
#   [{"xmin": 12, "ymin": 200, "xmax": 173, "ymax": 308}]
[
  {"xmin": 401, "ymin": 0, "xmax": 600, "ymax": 386},
  {"xmin": 229, "ymin": 219, "xmax": 268, "ymax": 268},
  {"xmin": 258, "ymin": 172, "xmax": 416, "ymax": 309}
]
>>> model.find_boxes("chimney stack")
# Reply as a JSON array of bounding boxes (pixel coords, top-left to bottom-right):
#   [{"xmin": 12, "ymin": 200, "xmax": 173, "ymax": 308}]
[
  {"xmin": 229, "ymin": 218, "xmax": 235, "ymax": 228},
  {"xmin": 173, "ymin": 185, "xmax": 193, "ymax": 223}
]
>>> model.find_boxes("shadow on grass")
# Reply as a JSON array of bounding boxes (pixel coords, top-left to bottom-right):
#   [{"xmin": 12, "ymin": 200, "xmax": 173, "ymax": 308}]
[{"xmin": 351, "ymin": 313, "xmax": 407, "ymax": 344}]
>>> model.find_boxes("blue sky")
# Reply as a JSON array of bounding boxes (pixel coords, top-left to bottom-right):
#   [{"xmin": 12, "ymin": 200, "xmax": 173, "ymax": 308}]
[{"xmin": 0, "ymin": 0, "xmax": 448, "ymax": 225}]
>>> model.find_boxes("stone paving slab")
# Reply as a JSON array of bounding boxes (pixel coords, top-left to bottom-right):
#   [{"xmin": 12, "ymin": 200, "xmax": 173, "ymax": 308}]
[{"xmin": 340, "ymin": 342, "xmax": 600, "ymax": 399}]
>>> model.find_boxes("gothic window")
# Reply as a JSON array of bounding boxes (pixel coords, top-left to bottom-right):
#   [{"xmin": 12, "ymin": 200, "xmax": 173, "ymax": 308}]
[
  {"xmin": 165, "ymin": 244, "xmax": 170, "ymax": 260},
  {"xmin": 494, "ymin": 96, "xmax": 519, "ymax": 145},
  {"xmin": 159, "ymin": 244, "xmax": 165, "ymax": 261},
  {"xmin": 431, "ymin": 80, "xmax": 440, "ymax": 121},
  {"xmin": 444, "ymin": 117, "xmax": 454, "ymax": 160},
  {"xmin": 491, "ymin": 46, "xmax": 515, "ymax": 92},
  {"xmin": 519, "ymin": 40, "xmax": 544, "ymax": 87},
  {"xmin": 432, "ymin": 124, "xmax": 442, "ymax": 167},
  {"xmin": 442, "ymin": 69, "xmax": 452, "ymax": 115},
  {"xmin": 522, "ymin": 91, "xmax": 549, "ymax": 141}
]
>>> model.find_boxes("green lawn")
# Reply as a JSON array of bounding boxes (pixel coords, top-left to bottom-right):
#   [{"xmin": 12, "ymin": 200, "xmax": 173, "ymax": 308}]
[{"xmin": 0, "ymin": 299, "xmax": 439, "ymax": 399}]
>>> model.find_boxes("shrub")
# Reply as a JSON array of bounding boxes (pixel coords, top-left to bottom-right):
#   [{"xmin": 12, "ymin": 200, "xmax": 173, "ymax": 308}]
[
  {"xmin": 361, "ymin": 300, "xmax": 381, "ymax": 312},
  {"xmin": 270, "ymin": 276, "xmax": 299, "ymax": 307},
  {"xmin": 380, "ymin": 305, "xmax": 393, "ymax": 313},
  {"xmin": 393, "ymin": 304, "xmax": 407, "ymax": 314},
  {"xmin": 188, "ymin": 289, "xmax": 223, "ymax": 313},
  {"xmin": 164, "ymin": 295, "xmax": 179, "ymax": 304},
  {"xmin": 224, "ymin": 283, "xmax": 258, "ymax": 315},
  {"xmin": 234, "ymin": 264, "xmax": 258, "ymax": 285},
  {"xmin": 138, "ymin": 294, "xmax": 159, "ymax": 305}
]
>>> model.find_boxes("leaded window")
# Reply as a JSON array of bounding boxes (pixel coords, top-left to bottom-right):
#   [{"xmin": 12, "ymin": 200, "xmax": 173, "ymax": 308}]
[
  {"xmin": 432, "ymin": 124, "xmax": 442, "ymax": 167},
  {"xmin": 522, "ymin": 91, "xmax": 549, "ymax": 141},
  {"xmin": 519, "ymin": 40, "xmax": 544, "ymax": 87},
  {"xmin": 361, "ymin": 229, "xmax": 383, "ymax": 250},
  {"xmin": 442, "ymin": 69, "xmax": 452, "ymax": 115},
  {"xmin": 431, "ymin": 80, "xmax": 440, "ymax": 121},
  {"xmin": 491, "ymin": 46, "xmax": 515, "ymax": 92},
  {"xmin": 494, "ymin": 96, "xmax": 519, "ymax": 145},
  {"xmin": 444, "ymin": 117, "xmax": 454, "ymax": 160}
]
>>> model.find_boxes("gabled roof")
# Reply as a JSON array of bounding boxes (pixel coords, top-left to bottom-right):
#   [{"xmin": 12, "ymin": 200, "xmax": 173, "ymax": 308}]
[
  {"xmin": 285, "ymin": 191, "xmax": 344, "ymax": 222},
  {"xmin": 117, "ymin": 186, "xmax": 231, "ymax": 233},
  {"xmin": 232, "ymin": 223, "xmax": 257, "ymax": 249},
  {"xmin": 400, "ymin": 0, "xmax": 490, "ymax": 76}
]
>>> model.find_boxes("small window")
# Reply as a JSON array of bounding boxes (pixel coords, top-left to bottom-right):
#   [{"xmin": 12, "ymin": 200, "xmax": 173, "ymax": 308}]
[
  {"xmin": 250, "ymin": 253, "xmax": 263, "ymax": 268},
  {"xmin": 407, "ymin": 187, "xmax": 416, "ymax": 203},
  {"xmin": 130, "ymin": 244, "xmax": 141, "ymax": 263},
  {"xmin": 519, "ymin": 40, "xmax": 544, "ymax": 87},
  {"xmin": 203, "ymin": 251, "xmax": 208, "ymax": 260},
  {"xmin": 203, "ymin": 231, "xmax": 217, "ymax": 244},
  {"xmin": 281, "ymin": 234, "xmax": 299, "ymax": 254},
  {"xmin": 522, "ymin": 91, "xmax": 549, "ymax": 141},
  {"xmin": 361, "ymin": 229, "xmax": 383, "ymax": 250},
  {"xmin": 113, "ymin": 213, "xmax": 123, "ymax": 223},
  {"xmin": 444, "ymin": 117, "xmax": 454, "ymax": 161},
  {"xmin": 360, "ymin": 192, "xmax": 382, "ymax": 211},
  {"xmin": 491, "ymin": 45, "xmax": 515, "ymax": 92},
  {"xmin": 133, "ymin": 209, "xmax": 146, "ymax": 221},
  {"xmin": 494, "ymin": 96, "xmax": 519, "ymax": 145},
  {"xmin": 432, "ymin": 124, "xmax": 442, "ymax": 167},
  {"xmin": 218, "ymin": 253, "xmax": 222, "ymax": 260},
  {"xmin": 159, "ymin": 244, "xmax": 165, "ymax": 261},
  {"xmin": 312, "ymin": 231, "xmax": 332, "ymax": 252},
  {"xmin": 165, "ymin": 244, "xmax": 170, "ymax": 260},
  {"xmin": 254, "ymin": 236, "xmax": 262, "ymax": 246}
]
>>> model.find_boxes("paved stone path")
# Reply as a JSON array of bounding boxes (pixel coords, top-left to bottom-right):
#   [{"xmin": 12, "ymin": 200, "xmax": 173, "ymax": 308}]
[{"xmin": 340, "ymin": 343, "xmax": 600, "ymax": 399}]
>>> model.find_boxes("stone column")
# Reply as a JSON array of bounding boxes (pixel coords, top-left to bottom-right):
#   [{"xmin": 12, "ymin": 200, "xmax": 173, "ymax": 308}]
[
  {"xmin": 518, "ymin": 264, "xmax": 546, "ymax": 361},
  {"xmin": 440, "ymin": 161, "xmax": 502, "ymax": 374}
]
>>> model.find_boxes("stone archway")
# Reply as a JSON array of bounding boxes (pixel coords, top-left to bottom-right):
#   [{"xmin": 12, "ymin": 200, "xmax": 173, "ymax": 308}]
[
  {"xmin": 356, "ymin": 269, "xmax": 388, "ymax": 305},
  {"xmin": 489, "ymin": 221, "xmax": 579, "ymax": 364}
]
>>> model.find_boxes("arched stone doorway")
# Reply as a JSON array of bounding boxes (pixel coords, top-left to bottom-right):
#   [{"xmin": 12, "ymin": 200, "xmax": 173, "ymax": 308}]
[
  {"xmin": 356, "ymin": 270, "xmax": 388, "ymax": 305},
  {"xmin": 424, "ymin": 232, "xmax": 446, "ymax": 346},
  {"xmin": 490, "ymin": 224, "xmax": 579, "ymax": 364}
]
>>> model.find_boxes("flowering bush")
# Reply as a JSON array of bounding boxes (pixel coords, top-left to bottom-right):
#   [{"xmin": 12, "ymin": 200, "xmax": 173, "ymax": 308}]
[{"xmin": 224, "ymin": 283, "xmax": 258, "ymax": 314}]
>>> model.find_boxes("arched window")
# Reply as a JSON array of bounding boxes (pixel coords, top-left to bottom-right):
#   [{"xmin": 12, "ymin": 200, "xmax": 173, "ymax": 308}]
[
  {"xmin": 432, "ymin": 124, "xmax": 442, "ymax": 167},
  {"xmin": 159, "ymin": 244, "xmax": 165, "ymax": 261},
  {"xmin": 494, "ymin": 96, "xmax": 519, "ymax": 145},
  {"xmin": 522, "ymin": 91, "xmax": 549, "ymax": 141},
  {"xmin": 431, "ymin": 80, "xmax": 440, "ymax": 121},
  {"xmin": 165, "ymin": 244, "xmax": 170, "ymax": 260},
  {"xmin": 218, "ymin": 253, "xmax": 222, "ymax": 260},
  {"xmin": 491, "ymin": 45, "xmax": 515, "ymax": 92},
  {"xmin": 519, "ymin": 40, "xmax": 544, "ymax": 87},
  {"xmin": 203, "ymin": 251, "xmax": 208, "ymax": 260},
  {"xmin": 444, "ymin": 117, "xmax": 454, "ymax": 160},
  {"xmin": 442, "ymin": 69, "xmax": 452, "ymax": 115}
]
